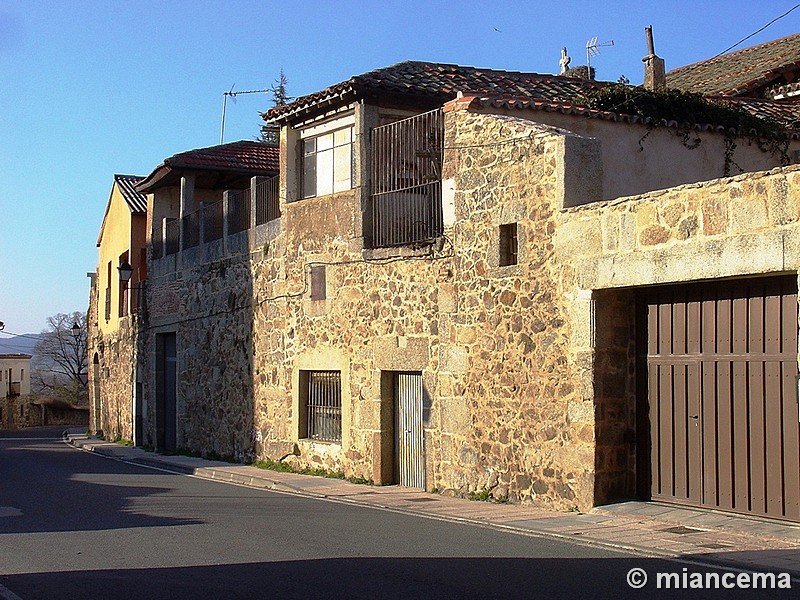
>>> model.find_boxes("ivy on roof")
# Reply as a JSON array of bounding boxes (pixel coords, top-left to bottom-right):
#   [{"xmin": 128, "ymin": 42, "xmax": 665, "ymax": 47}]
[{"xmin": 577, "ymin": 84, "xmax": 790, "ymax": 175}]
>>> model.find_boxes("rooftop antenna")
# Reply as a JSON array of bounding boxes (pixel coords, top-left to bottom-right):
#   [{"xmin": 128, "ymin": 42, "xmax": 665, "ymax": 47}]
[
  {"xmin": 586, "ymin": 36, "xmax": 615, "ymax": 70},
  {"xmin": 220, "ymin": 85, "xmax": 271, "ymax": 144}
]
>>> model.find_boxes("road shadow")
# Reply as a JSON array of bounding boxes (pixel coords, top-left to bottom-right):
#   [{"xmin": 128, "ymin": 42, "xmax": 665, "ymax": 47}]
[
  {"xmin": 0, "ymin": 429, "xmax": 203, "ymax": 534},
  {"xmin": 2, "ymin": 556, "xmax": 792, "ymax": 600}
]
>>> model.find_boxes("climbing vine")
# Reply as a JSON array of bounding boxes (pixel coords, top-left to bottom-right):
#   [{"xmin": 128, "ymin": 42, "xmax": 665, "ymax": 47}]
[{"xmin": 576, "ymin": 84, "xmax": 791, "ymax": 175}]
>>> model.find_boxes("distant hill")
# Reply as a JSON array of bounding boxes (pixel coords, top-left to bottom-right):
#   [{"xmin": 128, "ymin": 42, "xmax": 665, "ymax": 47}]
[{"xmin": 0, "ymin": 334, "xmax": 40, "ymax": 356}]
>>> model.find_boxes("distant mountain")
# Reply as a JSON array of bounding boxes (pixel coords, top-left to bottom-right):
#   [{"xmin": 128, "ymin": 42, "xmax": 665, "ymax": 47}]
[{"xmin": 0, "ymin": 334, "xmax": 40, "ymax": 356}]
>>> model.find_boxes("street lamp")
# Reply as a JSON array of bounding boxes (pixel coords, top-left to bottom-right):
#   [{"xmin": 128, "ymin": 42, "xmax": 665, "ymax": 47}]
[
  {"xmin": 117, "ymin": 261, "xmax": 134, "ymax": 283},
  {"xmin": 71, "ymin": 322, "xmax": 81, "ymax": 338}
]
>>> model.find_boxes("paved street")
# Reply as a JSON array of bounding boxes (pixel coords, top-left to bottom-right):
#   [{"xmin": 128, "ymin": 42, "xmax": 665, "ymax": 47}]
[{"xmin": 0, "ymin": 427, "xmax": 794, "ymax": 599}]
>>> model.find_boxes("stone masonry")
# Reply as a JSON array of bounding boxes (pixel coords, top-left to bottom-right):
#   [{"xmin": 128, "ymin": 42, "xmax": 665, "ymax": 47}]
[{"xmin": 141, "ymin": 100, "xmax": 800, "ymax": 514}]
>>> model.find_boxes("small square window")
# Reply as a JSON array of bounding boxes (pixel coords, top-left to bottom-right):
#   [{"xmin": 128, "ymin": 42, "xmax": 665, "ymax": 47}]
[{"xmin": 499, "ymin": 223, "xmax": 519, "ymax": 266}]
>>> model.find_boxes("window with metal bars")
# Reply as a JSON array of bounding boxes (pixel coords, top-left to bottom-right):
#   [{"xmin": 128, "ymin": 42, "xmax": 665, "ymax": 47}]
[
  {"xmin": 300, "ymin": 370, "xmax": 342, "ymax": 442},
  {"xmin": 499, "ymin": 222, "xmax": 519, "ymax": 267}
]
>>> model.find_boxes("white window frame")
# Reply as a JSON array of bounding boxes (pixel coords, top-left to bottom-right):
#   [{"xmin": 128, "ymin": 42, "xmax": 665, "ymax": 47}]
[{"xmin": 300, "ymin": 116, "xmax": 355, "ymax": 199}]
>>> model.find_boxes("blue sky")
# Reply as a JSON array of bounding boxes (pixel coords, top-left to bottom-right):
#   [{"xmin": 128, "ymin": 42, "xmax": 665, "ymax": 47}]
[{"xmin": 0, "ymin": 0, "xmax": 798, "ymax": 335}]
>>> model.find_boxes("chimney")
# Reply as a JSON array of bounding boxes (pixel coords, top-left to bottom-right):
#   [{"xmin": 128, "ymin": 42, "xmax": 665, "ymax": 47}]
[{"xmin": 642, "ymin": 25, "xmax": 666, "ymax": 90}]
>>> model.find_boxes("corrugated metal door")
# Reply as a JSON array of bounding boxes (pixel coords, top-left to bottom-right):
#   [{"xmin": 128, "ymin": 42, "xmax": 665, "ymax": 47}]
[
  {"xmin": 645, "ymin": 276, "xmax": 800, "ymax": 521},
  {"xmin": 396, "ymin": 372, "xmax": 425, "ymax": 488}
]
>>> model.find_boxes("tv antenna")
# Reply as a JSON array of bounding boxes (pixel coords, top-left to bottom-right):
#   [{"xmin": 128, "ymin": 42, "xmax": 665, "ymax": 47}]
[
  {"xmin": 586, "ymin": 36, "xmax": 615, "ymax": 69},
  {"xmin": 220, "ymin": 85, "xmax": 271, "ymax": 144}
]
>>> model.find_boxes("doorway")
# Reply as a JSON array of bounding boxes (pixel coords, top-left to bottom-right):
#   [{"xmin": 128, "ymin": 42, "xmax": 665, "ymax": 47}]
[
  {"xmin": 156, "ymin": 332, "xmax": 177, "ymax": 452},
  {"xmin": 394, "ymin": 371, "xmax": 425, "ymax": 488},
  {"xmin": 640, "ymin": 276, "xmax": 800, "ymax": 521}
]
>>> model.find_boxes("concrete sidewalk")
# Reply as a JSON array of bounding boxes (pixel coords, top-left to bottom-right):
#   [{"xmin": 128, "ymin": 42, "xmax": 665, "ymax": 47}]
[{"xmin": 64, "ymin": 432, "xmax": 800, "ymax": 578}]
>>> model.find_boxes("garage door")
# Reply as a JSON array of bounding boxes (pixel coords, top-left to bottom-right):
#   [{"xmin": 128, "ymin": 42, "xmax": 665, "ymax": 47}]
[{"xmin": 644, "ymin": 276, "xmax": 800, "ymax": 521}]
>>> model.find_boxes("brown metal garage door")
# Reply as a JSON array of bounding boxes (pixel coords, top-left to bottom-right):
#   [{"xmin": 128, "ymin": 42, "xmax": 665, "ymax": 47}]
[{"xmin": 644, "ymin": 276, "xmax": 800, "ymax": 521}]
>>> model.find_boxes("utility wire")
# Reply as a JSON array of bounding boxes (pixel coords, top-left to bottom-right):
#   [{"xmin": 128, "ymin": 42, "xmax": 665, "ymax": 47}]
[{"xmin": 711, "ymin": 3, "xmax": 800, "ymax": 59}]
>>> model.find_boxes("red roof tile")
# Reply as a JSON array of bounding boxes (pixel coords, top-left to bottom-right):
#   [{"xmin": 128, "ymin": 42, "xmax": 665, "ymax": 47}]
[
  {"xmin": 137, "ymin": 141, "xmax": 279, "ymax": 193},
  {"xmin": 459, "ymin": 94, "xmax": 800, "ymax": 137},
  {"xmin": 666, "ymin": 33, "xmax": 800, "ymax": 97},
  {"xmin": 164, "ymin": 140, "xmax": 279, "ymax": 171},
  {"xmin": 263, "ymin": 61, "xmax": 604, "ymax": 123}
]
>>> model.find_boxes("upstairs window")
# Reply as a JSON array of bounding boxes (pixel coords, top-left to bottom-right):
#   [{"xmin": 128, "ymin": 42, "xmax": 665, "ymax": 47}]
[{"xmin": 302, "ymin": 126, "xmax": 354, "ymax": 198}]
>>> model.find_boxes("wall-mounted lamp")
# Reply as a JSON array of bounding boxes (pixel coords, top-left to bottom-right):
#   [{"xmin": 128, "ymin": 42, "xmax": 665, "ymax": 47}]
[{"xmin": 117, "ymin": 261, "xmax": 134, "ymax": 283}]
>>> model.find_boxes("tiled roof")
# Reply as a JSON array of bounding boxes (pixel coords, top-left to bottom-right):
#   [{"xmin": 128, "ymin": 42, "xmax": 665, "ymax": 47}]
[
  {"xmin": 666, "ymin": 33, "xmax": 800, "ymax": 96},
  {"xmin": 162, "ymin": 140, "xmax": 279, "ymax": 172},
  {"xmin": 264, "ymin": 61, "xmax": 604, "ymax": 123},
  {"xmin": 460, "ymin": 94, "xmax": 800, "ymax": 137},
  {"xmin": 727, "ymin": 97, "xmax": 800, "ymax": 129},
  {"xmin": 137, "ymin": 140, "xmax": 279, "ymax": 193},
  {"xmin": 114, "ymin": 174, "xmax": 147, "ymax": 213}
]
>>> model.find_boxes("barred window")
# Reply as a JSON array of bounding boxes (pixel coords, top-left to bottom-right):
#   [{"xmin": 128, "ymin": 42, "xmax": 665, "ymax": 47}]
[
  {"xmin": 499, "ymin": 222, "xmax": 519, "ymax": 267},
  {"xmin": 300, "ymin": 370, "xmax": 342, "ymax": 442}
]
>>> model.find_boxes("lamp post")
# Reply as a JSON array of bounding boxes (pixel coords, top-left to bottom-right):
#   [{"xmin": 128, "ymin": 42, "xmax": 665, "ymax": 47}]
[{"xmin": 71, "ymin": 321, "xmax": 87, "ymax": 405}]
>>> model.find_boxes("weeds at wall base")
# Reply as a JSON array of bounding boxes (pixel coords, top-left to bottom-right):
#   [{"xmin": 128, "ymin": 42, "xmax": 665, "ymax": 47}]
[{"xmin": 251, "ymin": 458, "xmax": 373, "ymax": 486}]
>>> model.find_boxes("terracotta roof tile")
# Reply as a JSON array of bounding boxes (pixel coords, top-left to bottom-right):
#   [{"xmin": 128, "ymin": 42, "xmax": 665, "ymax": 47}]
[
  {"xmin": 163, "ymin": 140, "xmax": 279, "ymax": 172},
  {"xmin": 264, "ymin": 61, "xmax": 604, "ymax": 123},
  {"xmin": 666, "ymin": 33, "xmax": 800, "ymax": 96},
  {"xmin": 137, "ymin": 140, "xmax": 279, "ymax": 193},
  {"xmin": 726, "ymin": 97, "xmax": 800, "ymax": 129},
  {"xmin": 462, "ymin": 94, "xmax": 800, "ymax": 137}
]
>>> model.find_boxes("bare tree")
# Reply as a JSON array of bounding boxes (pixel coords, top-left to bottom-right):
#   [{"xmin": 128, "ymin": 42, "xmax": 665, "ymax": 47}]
[{"xmin": 32, "ymin": 312, "xmax": 88, "ymax": 405}]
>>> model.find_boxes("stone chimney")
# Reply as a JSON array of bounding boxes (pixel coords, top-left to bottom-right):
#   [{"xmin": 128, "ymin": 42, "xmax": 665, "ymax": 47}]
[{"xmin": 642, "ymin": 25, "xmax": 666, "ymax": 90}]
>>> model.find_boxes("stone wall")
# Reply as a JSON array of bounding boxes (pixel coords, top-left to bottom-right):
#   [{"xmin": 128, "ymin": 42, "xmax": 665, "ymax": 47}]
[
  {"xmin": 88, "ymin": 315, "xmax": 139, "ymax": 441},
  {"xmin": 552, "ymin": 164, "xmax": 800, "ymax": 505},
  {"xmin": 437, "ymin": 108, "xmax": 593, "ymax": 508},
  {"xmin": 139, "ymin": 99, "xmax": 800, "ymax": 514},
  {"xmin": 555, "ymin": 166, "xmax": 800, "ymax": 290}
]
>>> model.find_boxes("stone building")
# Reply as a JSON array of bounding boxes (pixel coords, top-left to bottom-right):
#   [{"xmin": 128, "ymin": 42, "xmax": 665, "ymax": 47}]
[
  {"xmin": 87, "ymin": 174, "xmax": 147, "ymax": 442},
  {"xmin": 132, "ymin": 42, "xmax": 800, "ymax": 523},
  {"xmin": 1, "ymin": 354, "xmax": 32, "ymax": 427},
  {"xmin": 0, "ymin": 353, "xmax": 31, "ymax": 399},
  {"xmin": 136, "ymin": 140, "xmax": 279, "ymax": 452}
]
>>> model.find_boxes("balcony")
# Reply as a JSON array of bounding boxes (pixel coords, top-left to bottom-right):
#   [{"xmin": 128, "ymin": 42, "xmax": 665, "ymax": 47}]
[
  {"xmin": 368, "ymin": 108, "xmax": 443, "ymax": 248},
  {"xmin": 152, "ymin": 174, "xmax": 280, "ymax": 261}
]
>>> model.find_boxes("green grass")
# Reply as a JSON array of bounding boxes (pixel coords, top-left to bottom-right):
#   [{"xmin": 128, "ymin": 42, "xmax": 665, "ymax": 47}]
[
  {"xmin": 467, "ymin": 488, "xmax": 508, "ymax": 504},
  {"xmin": 251, "ymin": 458, "xmax": 372, "ymax": 485}
]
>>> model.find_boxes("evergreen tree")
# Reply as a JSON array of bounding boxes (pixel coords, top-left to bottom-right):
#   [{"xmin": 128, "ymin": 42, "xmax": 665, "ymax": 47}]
[{"xmin": 260, "ymin": 69, "xmax": 291, "ymax": 144}]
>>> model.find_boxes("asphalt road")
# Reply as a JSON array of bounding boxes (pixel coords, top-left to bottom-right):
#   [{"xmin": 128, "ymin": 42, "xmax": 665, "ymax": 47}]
[{"xmin": 0, "ymin": 427, "xmax": 788, "ymax": 599}]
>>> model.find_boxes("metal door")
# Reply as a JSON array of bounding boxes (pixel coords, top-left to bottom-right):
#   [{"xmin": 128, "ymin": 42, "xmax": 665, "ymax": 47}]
[
  {"xmin": 395, "ymin": 372, "xmax": 425, "ymax": 488},
  {"xmin": 156, "ymin": 332, "xmax": 177, "ymax": 452},
  {"xmin": 644, "ymin": 276, "xmax": 800, "ymax": 520}
]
